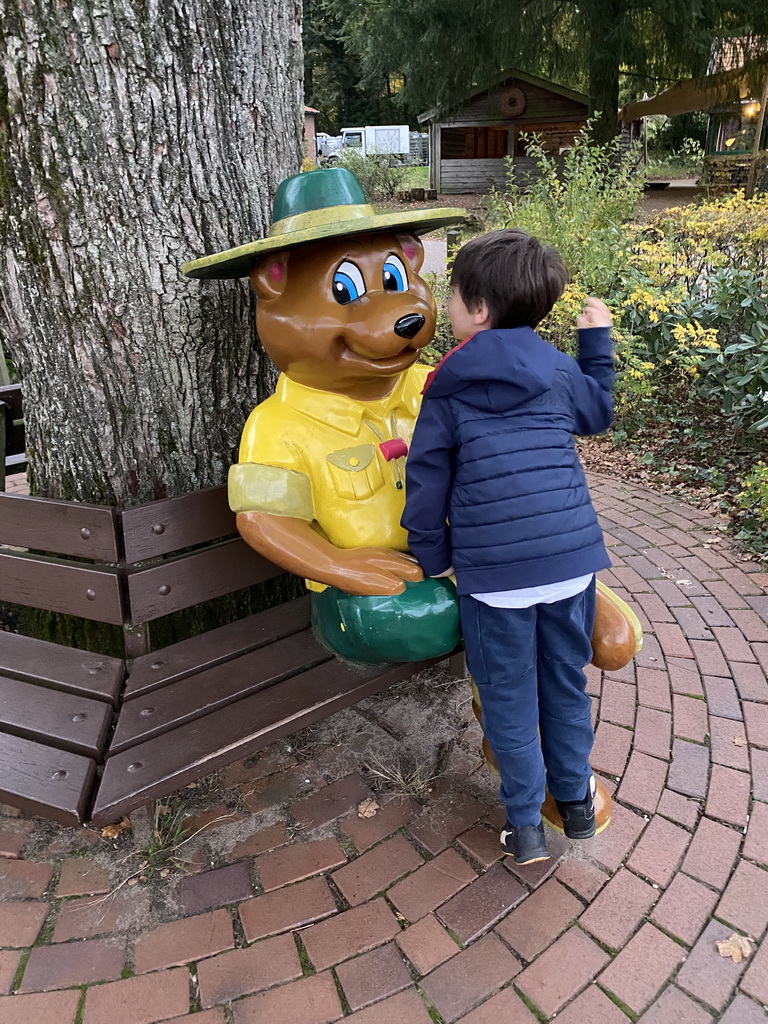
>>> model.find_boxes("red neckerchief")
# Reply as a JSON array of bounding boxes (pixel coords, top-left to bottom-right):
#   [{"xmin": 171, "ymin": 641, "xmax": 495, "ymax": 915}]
[{"xmin": 422, "ymin": 333, "xmax": 478, "ymax": 394}]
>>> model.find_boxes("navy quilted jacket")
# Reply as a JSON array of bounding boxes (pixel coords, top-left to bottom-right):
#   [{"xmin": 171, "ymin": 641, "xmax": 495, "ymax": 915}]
[{"xmin": 402, "ymin": 326, "xmax": 614, "ymax": 595}]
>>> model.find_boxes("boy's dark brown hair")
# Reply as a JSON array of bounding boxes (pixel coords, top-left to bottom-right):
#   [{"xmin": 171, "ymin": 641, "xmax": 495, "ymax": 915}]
[{"xmin": 450, "ymin": 228, "xmax": 568, "ymax": 329}]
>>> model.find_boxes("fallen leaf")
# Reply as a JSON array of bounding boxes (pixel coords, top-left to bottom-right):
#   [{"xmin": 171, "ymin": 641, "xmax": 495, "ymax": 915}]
[
  {"xmin": 716, "ymin": 934, "xmax": 753, "ymax": 963},
  {"xmin": 159, "ymin": 867, "xmax": 171, "ymax": 878},
  {"xmin": 733, "ymin": 736, "xmax": 748, "ymax": 746},
  {"xmin": 100, "ymin": 817, "xmax": 132, "ymax": 840},
  {"xmin": 357, "ymin": 798, "xmax": 380, "ymax": 819}
]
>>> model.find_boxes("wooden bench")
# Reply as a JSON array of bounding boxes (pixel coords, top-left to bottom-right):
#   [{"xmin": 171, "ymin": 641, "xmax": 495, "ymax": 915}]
[
  {"xmin": 0, "ymin": 383, "xmax": 26, "ymax": 491},
  {"xmin": 0, "ymin": 485, "xmax": 445, "ymax": 827}
]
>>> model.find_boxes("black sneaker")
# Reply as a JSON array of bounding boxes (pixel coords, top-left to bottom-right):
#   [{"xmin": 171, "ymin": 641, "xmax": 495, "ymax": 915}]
[
  {"xmin": 555, "ymin": 776, "xmax": 597, "ymax": 839},
  {"xmin": 500, "ymin": 821, "xmax": 550, "ymax": 865}
]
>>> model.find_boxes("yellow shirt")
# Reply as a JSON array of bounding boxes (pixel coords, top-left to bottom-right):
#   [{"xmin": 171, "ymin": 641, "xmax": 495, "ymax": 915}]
[{"xmin": 228, "ymin": 365, "xmax": 430, "ymax": 573}]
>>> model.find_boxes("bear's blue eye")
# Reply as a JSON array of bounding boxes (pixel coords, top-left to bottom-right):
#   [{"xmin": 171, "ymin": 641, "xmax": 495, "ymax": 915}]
[
  {"xmin": 383, "ymin": 254, "xmax": 408, "ymax": 292},
  {"xmin": 333, "ymin": 261, "xmax": 366, "ymax": 304}
]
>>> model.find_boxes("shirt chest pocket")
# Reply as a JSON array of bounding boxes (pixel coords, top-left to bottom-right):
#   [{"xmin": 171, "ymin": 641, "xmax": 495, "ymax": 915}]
[{"xmin": 326, "ymin": 444, "xmax": 384, "ymax": 500}]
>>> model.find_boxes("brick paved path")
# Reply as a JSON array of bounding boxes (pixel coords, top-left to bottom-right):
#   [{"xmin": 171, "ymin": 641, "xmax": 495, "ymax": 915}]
[{"xmin": 1, "ymin": 473, "xmax": 768, "ymax": 1024}]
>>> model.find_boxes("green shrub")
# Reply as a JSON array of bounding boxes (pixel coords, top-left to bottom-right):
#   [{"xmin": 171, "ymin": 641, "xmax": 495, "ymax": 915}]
[{"xmin": 335, "ymin": 150, "xmax": 409, "ymax": 200}]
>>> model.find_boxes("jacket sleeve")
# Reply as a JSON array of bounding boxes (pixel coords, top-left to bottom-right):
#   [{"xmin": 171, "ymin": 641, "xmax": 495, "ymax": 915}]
[
  {"xmin": 401, "ymin": 395, "xmax": 456, "ymax": 576},
  {"xmin": 569, "ymin": 326, "xmax": 615, "ymax": 436}
]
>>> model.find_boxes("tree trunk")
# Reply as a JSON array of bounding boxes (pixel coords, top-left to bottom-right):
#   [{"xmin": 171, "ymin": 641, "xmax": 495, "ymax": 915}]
[
  {"xmin": 0, "ymin": 0, "xmax": 303, "ymax": 506},
  {"xmin": 587, "ymin": 4, "xmax": 622, "ymax": 145}
]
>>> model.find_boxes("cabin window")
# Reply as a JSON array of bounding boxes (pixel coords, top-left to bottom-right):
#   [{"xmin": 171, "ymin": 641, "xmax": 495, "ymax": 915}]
[
  {"xmin": 441, "ymin": 126, "xmax": 509, "ymax": 159},
  {"xmin": 514, "ymin": 122, "xmax": 585, "ymax": 157},
  {"xmin": 709, "ymin": 113, "xmax": 766, "ymax": 155}
]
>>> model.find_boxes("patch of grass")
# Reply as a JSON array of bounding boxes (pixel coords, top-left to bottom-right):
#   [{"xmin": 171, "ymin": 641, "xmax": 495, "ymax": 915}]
[
  {"xmin": 294, "ymin": 935, "xmax": 317, "ymax": 977},
  {"xmin": 73, "ymin": 989, "xmax": 86, "ymax": 1024},
  {"xmin": 600, "ymin": 985, "xmax": 639, "ymax": 1021},
  {"xmin": 363, "ymin": 753, "xmax": 445, "ymax": 800},
  {"xmin": 426, "ymin": 1003, "xmax": 446, "ymax": 1023},
  {"xmin": 515, "ymin": 987, "xmax": 548, "ymax": 1022},
  {"xmin": 12, "ymin": 949, "xmax": 31, "ymax": 991},
  {"xmin": 331, "ymin": 969, "xmax": 352, "ymax": 1013}
]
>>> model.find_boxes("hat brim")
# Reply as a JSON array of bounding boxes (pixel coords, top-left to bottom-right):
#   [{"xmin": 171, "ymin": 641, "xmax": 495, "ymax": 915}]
[{"xmin": 182, "ymin": 207, "xmax": 467, "ymax": 280}]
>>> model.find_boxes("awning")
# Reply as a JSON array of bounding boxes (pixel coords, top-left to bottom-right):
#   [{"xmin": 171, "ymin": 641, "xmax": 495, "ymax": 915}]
[{"xmin": 619, "ymin": 61, "xmax": 766, "ymax": 121}]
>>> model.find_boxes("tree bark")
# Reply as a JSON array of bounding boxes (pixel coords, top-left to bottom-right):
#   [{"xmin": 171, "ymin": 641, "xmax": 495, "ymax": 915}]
[
  {"xmin": 587, "ymin": 3, "xmax": 623, "ymax": 145},
  {"xmin": 0, "ymin": 0, "xmax": 303, "ymax": 506}
]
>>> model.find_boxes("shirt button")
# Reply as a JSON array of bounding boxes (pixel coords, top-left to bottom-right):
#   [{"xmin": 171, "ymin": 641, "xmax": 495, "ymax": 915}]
[{"xmin": 349, "ymin": 457, "xmax": 360, "ymax": 467}]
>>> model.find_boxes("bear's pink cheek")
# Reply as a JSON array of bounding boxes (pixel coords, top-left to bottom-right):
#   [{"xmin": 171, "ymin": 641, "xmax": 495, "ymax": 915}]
[
  {"xmin": 402, "ymin": 243, "xmax": 416, "ymax": 261},
  {"xmin": 269, "ymin": 262, "xmax": 284, "ymax": 283}
]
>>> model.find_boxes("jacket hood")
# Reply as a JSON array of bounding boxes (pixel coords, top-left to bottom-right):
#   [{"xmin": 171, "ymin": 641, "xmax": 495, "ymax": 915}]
[{"xmin": 425, "ymin": 327, "xmax": 559, "ymax": 412}]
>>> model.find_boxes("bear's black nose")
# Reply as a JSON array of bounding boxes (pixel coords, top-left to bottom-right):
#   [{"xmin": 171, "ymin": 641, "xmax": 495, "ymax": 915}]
[{"xmin": 394, "ymin": 314, "xmax": 426, "ymax": 340}]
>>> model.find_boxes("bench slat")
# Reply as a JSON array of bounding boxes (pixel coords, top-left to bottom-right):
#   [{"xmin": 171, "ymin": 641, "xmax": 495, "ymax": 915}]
[
  {"xmin": 90, "ymin": 656, "xmax": 430, "ymax": 826},
  {"xmin": 125, "ymin": 595, "xmax": 312, "ymax": 698},
  {"xmin": 0, "ymin": 632, "xmax": 124, "ymax": 704},
  {"xmin": 0, "ymin": 550, "xmax": 124, "ymax": 624},
  {"xmin": 0, "ymin": 675, "xmax": 112, "ymax": 757},
  {"xmin": 121, "ymin": 485, "xmax": 235, "ymax": 561},
  {"xmin": 110, "ymin": 629, "xmax": 330, "ymax": 753},
  {"xmin": 126, "ymin": 537, "xmax": 283, "ymax": 623},
  {"xmin": 0, "ymin": 493, "xmax": 120, "ymax": 561},
  {"xmin": 0, "ymin": 731, "xmax": 95, "ymax": 827}
]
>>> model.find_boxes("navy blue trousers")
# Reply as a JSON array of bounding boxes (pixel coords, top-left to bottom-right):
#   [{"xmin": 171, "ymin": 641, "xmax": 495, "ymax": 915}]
[{"xmin": 460, "ymin": 579, "xmax": 596, "ymax": 827}]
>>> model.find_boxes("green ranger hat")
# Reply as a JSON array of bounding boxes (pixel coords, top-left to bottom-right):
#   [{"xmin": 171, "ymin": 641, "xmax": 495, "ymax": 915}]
[{"xmin": 183, "ymin": 167, "xmax": 466, "ymax": 280}]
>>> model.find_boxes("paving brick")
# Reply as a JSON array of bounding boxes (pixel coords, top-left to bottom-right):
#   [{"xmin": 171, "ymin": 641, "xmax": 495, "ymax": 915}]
[
  {"xmin": 694, "ymin": 592, "xmax": 739, "ymax": 621},
  {"xmin": 657, "ymin": 788, "xmax": 701, "ymax": 829},
  {"xmin": 256, "ymin": 837, "xmax": 347, "ymax": 892},
  {"xmin": 19, "ymin": 936, "xmax": 125, "ymax": 992},
  {"xmin": 705, "ymin": 764, "xmax": 751, "ymax": 827},
  {"xmin": 0, "ymin": 950, "xmax": 21, "ymax": 994},
  {"xmin": 396, "ymin": 913, "xmax": 460, "ymax": 975},
  {"xmin": 650, "ymin": 871, "xmax": 718, "ymax": 945},
  {"xmin": 633, "ymin": 707, "xmax": 672, "ymax": 760},
  {"xmin": 341, "ymin": 797, "xmax": 419, "ymax": 853},
  {"xmin": 53, "ymin": 888, "xmax": 150, "ymax": 943},
  {"xmin": 231, "ymin": 972, "xmax": 342, "ymax": 1024},
  {"xmin": 599, "ymin": 923, "xmax": 685, "ymax": 1015},
  {"xmin": 690, "ymin": 639, "xmax": 730, "ymax": 677},
  {"xmin": 0, "ymin": 822, "xmax": 32, "ymax": 858},
  {"xmin": 134, "ymin": 909, "xmax": 234, "ymax": 974},
  {"xmin": 554, "ymin": 858, "xmax": 609, "ymax": 900},
  {"xmin": 455, "ymin": 825, "xmax": 503, "ymax": 869},
  {"xmin": 0, "ymin": 901, "xmax": 48, "ymax": 947},
  {"xmin": 436, "ymin": 863, "xmax": 527, "ymax": 944},
  {"xmin": 196, "ymin": 932, "xmax": 303, "ymax": 1007},
  {"xmin": 653, "ymin": 580, "xmax": 705, "ymax": 607},
  {"xmin": 716, "ymin": 859, "xmax": 768, "ymax": 939},
  {"xmin": 0, "ymin": 990, "xmax": 81, "ymax": 1024},
  {"xmin": 409, "ymin": 793, "xmax": 487, "ymax": 855},
  {"xmin": 673, "ymin": 694, "xmax": 709, "ymax": 743},
  {"xmin": 720, "ymin": 994, "xmax": 767, "ymax": 1024},
  {"xmin": 703, "ymin": 675, "xmax": 742, "ymax": 720},
  {"xmin": 712, "ymin": 626, "xmax": 757, "ymax": 664},
  {"xmin": 740, "ymin": 932, "xmax": 768, "ymax": 1004},
  {"xmin": 226, "ymin": 821, "xmax": 290, "ymax": 860},
  {"xmin": 332, "ymin": 834, "xmax": 422, "ymax": 905},
  {"xmin": 668, "ymin": 738, "xmax": 709, "ymax": 799},
  {"xmin": 753, "ymin": 748, "xmax": 768, "ymax": 801},
  {"xmin": 82, "ymin": 965, "xmax": 191, "ymax": 1024},
  {"xmin": 638, "ymin": 986, "xmax": 714, "ymax": 1024},
  {"xmin": 344, "ymin": 987, "xmax": 433, "ymax": 1024},
  {"xmin": 657, "ymin": 620, "xmax": 697, "ymax": 657},
  {"xmin": 181, "ymin": 804, "xmax": 243, "ymax": 839},
  {"xmin": 587, "ymin": 801, "xmax": 647, "ymax": 873},
  {"xmin": 637, "ymin": 592, "xmax": 677, "ymax": 623},
  {"xmin": 56, "ymin": 857, "xmax": 111, "ymax": 897},
  {"xmin": 174, "ymin": 861, "xmax": 253, "ymax": 914},
  {"xmin": 682, "ymin": 816, "xmax": 742, "ymax": 890},
  {"xmin": 617, "ymin": 751, "xmax": 668, "ymax": 814},
  {"xmin": 705, "ymin": 583, "xmax": 751, "ymax": 613},
  {"xmin": 745, "ymin": 700, "xmax": 768, "ymax": 749},
  {"xmin": 590, "ymin": 721, "xmax": 632, "ymax": 775},
  {"xmin": 420, "ymin": 932, "xmax": 520, "ymax": 1023},
  {"xmin": 239, "ymin": 876, "xmax": 337, "ymax": 942},
  {"xmin": 580, "ymin": 867, "xmax": 658, "ymax": 949},
  {"xmin": 336, "ymin": 942, "xmax": 412, "ymax": 1011},
  {"xmin": 494, "ymin": 878, "xmax": 582, "ymax": 961},
  {"xmin": 301, "ymin": 897, "xmax": 400, "ymax": 970},
  {"xmin": 731, "ymin": 608, "xmax": 768, "ymax": 641},
  {"xmin": 453, "ymin": 987, "xmax": 539, "ymax": 1024},
  {"xmin": 732, "ymin": 661, "xmax": 768, "ymax": 703},
  {"xmin": 676, "ymin": 919, "xmax": 749, "ymax": 1012},
  {"xmin": 709, "ymin": 715, "xmax": 750, "ymax": 770},
  {"xmin": 668, "ymin": 657, "xmax": 705, "ymax": 697},
  {"xmin": 164, "ymin": 1012, "xmax": 226, "ymax": 1024},
  {"xmin": 503, "ymin": 829, "xmax": 570, "ymax": 889},
  {"xmin": 242, "ymin": 764, "xmax": 325, "ymax": 814},
  {"xmin": 291, "ymin": 772, "xmax": 373, "ymax": 830},
  {"xmin": 388, "ymin": 847, "xmax": 477, "ymax": 922},
  {"xmin": 637, "ymin": 667, "xmax": 673, "ymax": 712},
  {"xmin": 554, "ymin": 984, "xmax": 635, "ymax": 1024},
  {"xmin": 0, "ymin": 859, "xmax": 53, "ymax": 899},
  {"xmin": 613, "ymin": 565, "xmax": 654, "ymax": 592},
  {"xmin": 516, "ymin": 926, "xmax": 609, "ymax": 1018},
  {"xmin": 744, "ymin": 801, "xmax": 768, "ymax": 865},
  {"xmin": 600, "ymin": 679, "xmax": 636, "ymax": 728}
]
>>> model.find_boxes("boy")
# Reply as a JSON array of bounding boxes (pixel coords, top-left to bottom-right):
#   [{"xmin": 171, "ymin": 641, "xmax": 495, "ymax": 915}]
[{"xmin": 402, "ymin": 228, "xmax": 614, "ymax": 865}]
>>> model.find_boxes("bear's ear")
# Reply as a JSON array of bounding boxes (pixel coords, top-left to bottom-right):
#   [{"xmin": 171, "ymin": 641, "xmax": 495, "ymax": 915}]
[
  {"xmin": 249, "ymin": 253, "xmax": 289, "ymax": 299},
  {"xmin": 395, "ymin": 233, "xmax": 424, "ymax": 273}
]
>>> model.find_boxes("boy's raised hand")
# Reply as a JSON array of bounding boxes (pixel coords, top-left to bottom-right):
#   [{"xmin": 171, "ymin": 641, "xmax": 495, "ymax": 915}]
[{"xmin": 577, "ymin": 297, "xmax": 613, "ymax": 329}]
